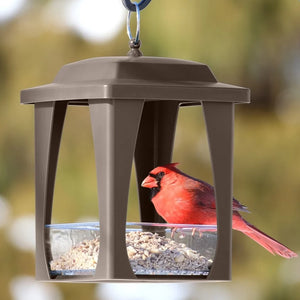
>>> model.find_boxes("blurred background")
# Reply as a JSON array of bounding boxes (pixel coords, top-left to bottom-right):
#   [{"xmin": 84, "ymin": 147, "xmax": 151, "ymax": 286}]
[{"xmin": 1, "ymin": 0, "xmax": 300, "ymax": 299}]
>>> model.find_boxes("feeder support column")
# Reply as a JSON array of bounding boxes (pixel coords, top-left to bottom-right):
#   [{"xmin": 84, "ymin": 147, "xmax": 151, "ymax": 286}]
[
  {"xmin": 34, "ymin": 101, "xmax": 67, "ymax": 280},
  {"xmin": 89, "ymin": 99, "xmax": 144, "ymax": 280},
  {"xmin": 135, "ymin": 100, "xmax": 180, "ymax": 223},
  {"xmin": 203, "ymin": 102, "xmax": 234, "ymax": 280}
]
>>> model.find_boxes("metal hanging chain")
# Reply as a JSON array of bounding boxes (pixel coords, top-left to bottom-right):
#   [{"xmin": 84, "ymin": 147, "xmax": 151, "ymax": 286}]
[
  {"xmin": 127, "ymin": 2, "xmax": 141, "ymax": 45},
  {"xmin": 122, "ymin": 0, "xmax": 151, "ymax": 12}
]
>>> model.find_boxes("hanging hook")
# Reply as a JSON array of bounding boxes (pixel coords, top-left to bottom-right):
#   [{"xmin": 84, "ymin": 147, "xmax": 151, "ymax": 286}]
[
  {"xmin": 126, "ymin": 2, "xmax": 142, "ymax": 56},
  {"xmin": 127, "ymin": 2, "xmax": 140, "ymax": 44},
  {"xmin": 122, "ymin": 0, "xmax": 151, "ymax": 12}
]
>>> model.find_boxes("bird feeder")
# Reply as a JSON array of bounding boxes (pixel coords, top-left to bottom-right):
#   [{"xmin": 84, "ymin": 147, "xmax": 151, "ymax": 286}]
[{"xmin": 20, "ymin": 2, "xmax": 250, "ymax": 283}]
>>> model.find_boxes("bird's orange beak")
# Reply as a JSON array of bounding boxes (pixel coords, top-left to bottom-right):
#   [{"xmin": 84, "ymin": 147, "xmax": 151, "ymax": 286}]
[{"xmin": 141, "ymin": 175, "xmax": 158, "ymax": 188}]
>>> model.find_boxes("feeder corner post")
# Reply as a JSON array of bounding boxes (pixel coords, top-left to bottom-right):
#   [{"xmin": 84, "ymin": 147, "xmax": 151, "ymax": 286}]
[
  {"xmin": 203, "ymin": 101, "xmax": 234, "ymax": 280},
  {"xmin": 89, "ymin": 99, "xmax": 144, "ymax": 280},
  {"xmin": 34, "ymin": 101, "xmax": 67, "ymax": 280}
]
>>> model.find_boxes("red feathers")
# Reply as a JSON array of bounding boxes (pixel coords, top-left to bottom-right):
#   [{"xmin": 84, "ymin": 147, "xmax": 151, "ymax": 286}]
[{"xmin": 141, "ymin": 163, "xmax": 298, "ymax": 259}]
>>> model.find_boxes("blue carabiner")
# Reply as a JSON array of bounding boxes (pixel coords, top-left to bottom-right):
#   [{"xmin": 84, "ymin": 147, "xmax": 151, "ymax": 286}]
[
  {"xmin": 122, "ymin": 0, "xmax": 152, "ymax": 12},
  {"xmin": 127, "ymin": 2, "xmax": 140, "ymax": 44}
]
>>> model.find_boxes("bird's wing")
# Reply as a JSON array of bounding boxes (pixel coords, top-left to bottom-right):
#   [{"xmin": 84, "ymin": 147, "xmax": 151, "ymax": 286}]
[
  {"xmin": 183, "ymin": 177, "xmax": 217, "ymax": 209},
  {"xmin": 183, "ymin": 176, "xmax": 249, "ymax": 213}
]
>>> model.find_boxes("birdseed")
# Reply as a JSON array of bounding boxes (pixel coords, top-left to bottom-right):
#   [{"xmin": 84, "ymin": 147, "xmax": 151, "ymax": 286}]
[{"xmin": 50, "ymin": 231, "xmax": 213, "ymax": 276}]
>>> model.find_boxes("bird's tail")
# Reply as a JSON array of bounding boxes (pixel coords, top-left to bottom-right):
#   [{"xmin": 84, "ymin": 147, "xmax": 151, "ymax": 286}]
[{"xmin": 239, "ymin": 221, "xmax": 298, "ymax": 259}]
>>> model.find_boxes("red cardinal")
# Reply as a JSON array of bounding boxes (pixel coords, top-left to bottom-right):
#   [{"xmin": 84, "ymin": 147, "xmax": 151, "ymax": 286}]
[{"xmin": 141, "ymin": 163, "xmax": 297, "ymax": 259}]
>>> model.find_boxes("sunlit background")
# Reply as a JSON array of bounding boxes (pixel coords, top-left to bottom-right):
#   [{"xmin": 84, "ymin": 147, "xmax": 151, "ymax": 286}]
[{"xmin": 1, "ymin": 0, "xmax": 300, "ymax": 299}]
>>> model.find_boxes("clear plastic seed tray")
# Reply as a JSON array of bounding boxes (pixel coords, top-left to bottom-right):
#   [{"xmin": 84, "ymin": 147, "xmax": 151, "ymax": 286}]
[{"xmin": 45, "ymin": 222, "xmax": 217, "ymax": 277}]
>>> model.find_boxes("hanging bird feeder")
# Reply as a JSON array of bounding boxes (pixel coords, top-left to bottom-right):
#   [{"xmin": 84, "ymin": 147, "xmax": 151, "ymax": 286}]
[{"xmin": 20, "ymin": 1, "xmax": 250, "ymax": 282}]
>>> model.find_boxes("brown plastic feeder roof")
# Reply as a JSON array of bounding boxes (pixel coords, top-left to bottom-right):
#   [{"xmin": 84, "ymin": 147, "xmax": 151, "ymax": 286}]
[{"xmin": 21, "ymin": 56, "xmax": 250, "ymax": 104}]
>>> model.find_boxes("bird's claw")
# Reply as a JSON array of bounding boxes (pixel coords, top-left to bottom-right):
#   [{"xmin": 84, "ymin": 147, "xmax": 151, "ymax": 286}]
[
  {"xmin": 192, "ymin": 227, "xmax": 203, "ymax": 238},
  {"xmin": 171, "ymin": 227, "xmax": 203, "ymax": 239}
]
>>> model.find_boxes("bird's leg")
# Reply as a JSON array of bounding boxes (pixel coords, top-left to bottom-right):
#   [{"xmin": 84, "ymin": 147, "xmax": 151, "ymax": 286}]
[
  {"xmin": 192, "ymin": 228, "xmax": 203, "ymax": 238},
  {"xmin": 171, "ymin": 227, "xmax": 186, "ymax": 239},
  {"xmin": 171, "ymin": 227, "xmax": 178, "ymax": 238},
  {"xmin": 192, "ymin": 228, "xmax": 197, "ymax": 236}
]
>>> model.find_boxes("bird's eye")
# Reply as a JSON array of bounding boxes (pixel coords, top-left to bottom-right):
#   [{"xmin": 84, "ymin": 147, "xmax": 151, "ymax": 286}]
[{"xmin": 156, "ymin": 172, "xmax": 165, "ymax": 180}]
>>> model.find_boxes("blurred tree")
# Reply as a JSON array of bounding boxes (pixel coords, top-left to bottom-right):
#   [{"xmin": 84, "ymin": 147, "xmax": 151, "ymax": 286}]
[{"xmin": 142, "ymin": 0, "xmax": 300, "ymax": 111}]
